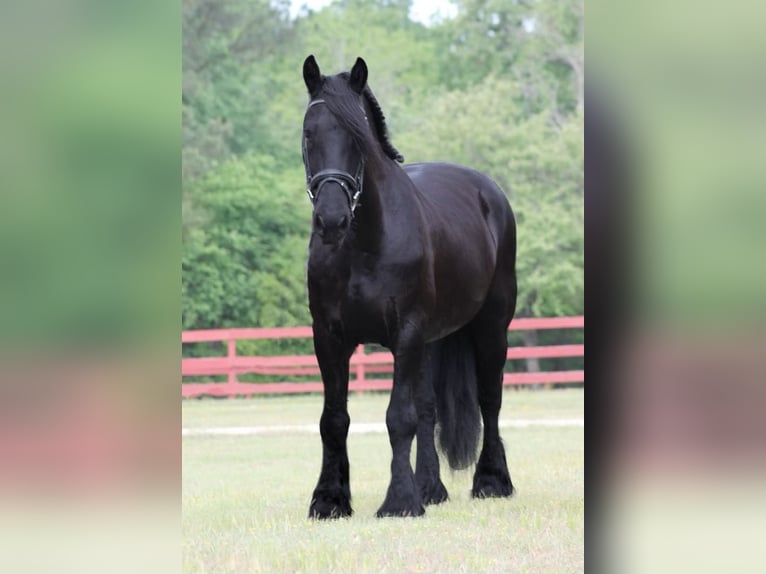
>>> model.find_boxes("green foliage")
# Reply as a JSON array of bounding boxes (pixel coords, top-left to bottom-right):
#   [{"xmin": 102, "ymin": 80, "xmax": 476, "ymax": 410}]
[
  {"xmin": 182, "ymin": 0, "xmax": 584, "ymax": 344},
  {"xmin": 182, "ymin": 154, "xmax": 311, "ymax": 330},
  {"xmin": 439, "ymin": 0, "xmax": 583, "ymax": 117},
  {"xmin": 183, "ymin": 0, "xmax": 297, "ymax": 171},
  {"xmin": 510, "ymin": 112, "xmax": 584, "ymax": 318}
]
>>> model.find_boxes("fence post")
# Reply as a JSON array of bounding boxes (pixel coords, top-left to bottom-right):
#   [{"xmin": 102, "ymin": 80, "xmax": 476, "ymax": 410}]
[
  {"xmin": 354, "ymin": 344, "xmax": 366, "ymax": 392},
  {"xmin": 227, "ymin": 333, "xmax": 237, "ymax": 398}
]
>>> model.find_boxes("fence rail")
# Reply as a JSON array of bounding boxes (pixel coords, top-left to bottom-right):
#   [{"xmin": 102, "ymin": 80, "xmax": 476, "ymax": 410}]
[{"xmin": 182, "ymin": 316, "xmax": 584, "ymax": 398}]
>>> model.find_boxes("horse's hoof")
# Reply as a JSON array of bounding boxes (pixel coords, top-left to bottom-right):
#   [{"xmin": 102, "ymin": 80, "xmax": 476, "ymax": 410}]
[
  {"xmin": 375, "ymin": 505, "xmax": 425, "ymax": 518},
  {"xmin": 471, "ymin": 473, "xmax": 514, "ymax": 498},
  {"xmin": 308, "ymin": 491, "xmax": 352, "ymax": 519},
  {"xmin": 419, "ymin": 480, "xmax": 449, "ymax": 506},
  {"xmin": 375, "ymin": 497, "xmax": 425, "ymax": 518}
]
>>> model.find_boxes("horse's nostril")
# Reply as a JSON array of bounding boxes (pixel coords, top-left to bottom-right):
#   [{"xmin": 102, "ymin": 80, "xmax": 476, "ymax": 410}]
[
  {"xmin": 339, "ymin": 215, "xmax": 349, "ymax": 229},
  {"xmin": 314, "ymin": 213, "xmax": 325, "ymax": 230}
]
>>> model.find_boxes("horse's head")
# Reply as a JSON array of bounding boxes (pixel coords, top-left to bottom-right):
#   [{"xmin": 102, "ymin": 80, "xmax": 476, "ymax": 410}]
[{"xmin": 302, "ymin": 55, "xmax": 369, "ymax": 245}]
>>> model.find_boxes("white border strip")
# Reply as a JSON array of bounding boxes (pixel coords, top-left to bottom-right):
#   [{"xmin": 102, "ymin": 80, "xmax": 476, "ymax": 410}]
[{"xmin": 182, "ymin": 418, "xmax": 583, "ymax": 437}]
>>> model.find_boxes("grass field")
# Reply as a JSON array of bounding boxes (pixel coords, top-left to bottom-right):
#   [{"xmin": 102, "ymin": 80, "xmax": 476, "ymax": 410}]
[{"xmin": 182, "ymin": 388, "xmax": 584, "ymax": 574}]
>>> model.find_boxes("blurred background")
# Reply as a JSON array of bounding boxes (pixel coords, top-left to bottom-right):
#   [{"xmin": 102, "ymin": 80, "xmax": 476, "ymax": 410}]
[
  {"xmin": 588, "ymin": 0, "xmax": 766, "ymax": 572},
  {"xmin": 0, "ymin": 1, "xmax": 180, "ymax": 572}
]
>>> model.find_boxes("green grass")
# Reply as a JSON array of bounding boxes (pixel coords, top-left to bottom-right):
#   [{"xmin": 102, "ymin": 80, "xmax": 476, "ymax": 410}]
[{"xmin": 182, "ymin": 389, "xmax": 583, "ymax": 574}]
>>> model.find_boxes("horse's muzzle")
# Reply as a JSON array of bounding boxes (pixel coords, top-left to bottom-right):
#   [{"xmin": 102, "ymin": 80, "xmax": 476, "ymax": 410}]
[{"xmin": 314, "ymin": 212, "xmax": 350, "ymax": 244}]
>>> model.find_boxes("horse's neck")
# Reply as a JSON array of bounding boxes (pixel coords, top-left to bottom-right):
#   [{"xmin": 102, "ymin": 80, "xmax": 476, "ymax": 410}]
[
  {"xmin": 354, "ymin": 162, "xmax": 413, "ymax": 249},
  {"xmin": 352, "ymin": 164, "xmax": 388, "ymax": 250}
]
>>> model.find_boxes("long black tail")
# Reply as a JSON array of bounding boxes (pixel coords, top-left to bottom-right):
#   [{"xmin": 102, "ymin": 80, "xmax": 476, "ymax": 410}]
[{"xmin": 430, "ymin": 327, "xmax": 481, "ymax": 470}]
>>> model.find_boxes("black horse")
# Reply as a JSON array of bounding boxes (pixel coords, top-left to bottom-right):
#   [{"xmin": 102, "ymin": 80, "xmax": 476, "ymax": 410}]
[{"xmin": 302, "ymin": 55, "xmax": 517, "ymax": 518}]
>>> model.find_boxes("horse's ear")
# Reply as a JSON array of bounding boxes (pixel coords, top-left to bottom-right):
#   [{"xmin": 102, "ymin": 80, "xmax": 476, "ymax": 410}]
[
  {"xmin": 303, "ymin": 55, "xmax": 322, "ymax": 96},
  {"xmin": 349, "ymin": 57, "xmax": 368, "ymax": 94}
]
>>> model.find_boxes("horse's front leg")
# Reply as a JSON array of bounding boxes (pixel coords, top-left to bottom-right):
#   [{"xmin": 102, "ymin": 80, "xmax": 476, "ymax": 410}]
[
  {"xmin": 308, "ymin": 324, "xmax": 355, "ymax": 519},
  {"xmin": 377, "ymin": 325, "xmax": 426, "ymax": 518}
]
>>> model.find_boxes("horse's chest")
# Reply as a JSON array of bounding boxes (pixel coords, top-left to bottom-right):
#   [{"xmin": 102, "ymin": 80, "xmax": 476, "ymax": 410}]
[
  {"xmin": 343, "ymin": 271, "xmax": 383, "ymax": 315},
  {"xmin": 310, "ymin": 253, "xmax": 411, "ymax": 345},
  {"xmin": 336, "ymin": 271, "xmax": 390, "ymax": 341}
]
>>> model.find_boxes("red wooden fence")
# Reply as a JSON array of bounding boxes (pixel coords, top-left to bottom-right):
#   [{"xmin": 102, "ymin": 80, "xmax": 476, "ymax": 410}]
[{"xmin": 181, "ymin": 316, "xmax": 583, "ymax": 398}]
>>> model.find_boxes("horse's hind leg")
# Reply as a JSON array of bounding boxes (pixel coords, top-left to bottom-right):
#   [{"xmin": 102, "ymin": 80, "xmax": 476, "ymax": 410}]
[
  {"xmin": 414, "ymin": 342, "xmax": 449, "ymax": 505},
  {"xmin": 468, "ymin": 284, "xmax": 516, "ymax": 498}
]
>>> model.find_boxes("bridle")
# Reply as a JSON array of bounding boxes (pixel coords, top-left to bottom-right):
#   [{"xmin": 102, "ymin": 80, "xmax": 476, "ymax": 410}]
[{"xmin": 302, "ymin": 98, "xmax": 366, "ymax": 215}]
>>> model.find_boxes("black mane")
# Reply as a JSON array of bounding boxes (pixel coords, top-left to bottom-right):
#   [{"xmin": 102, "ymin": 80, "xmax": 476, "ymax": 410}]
[
  {"xmin": 318, "ymin": 72, "xmax": 404, "ymax": 165},
  {"xmin": 361, "ymin": 83, "xmax": 404, "ymax": 163}
]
